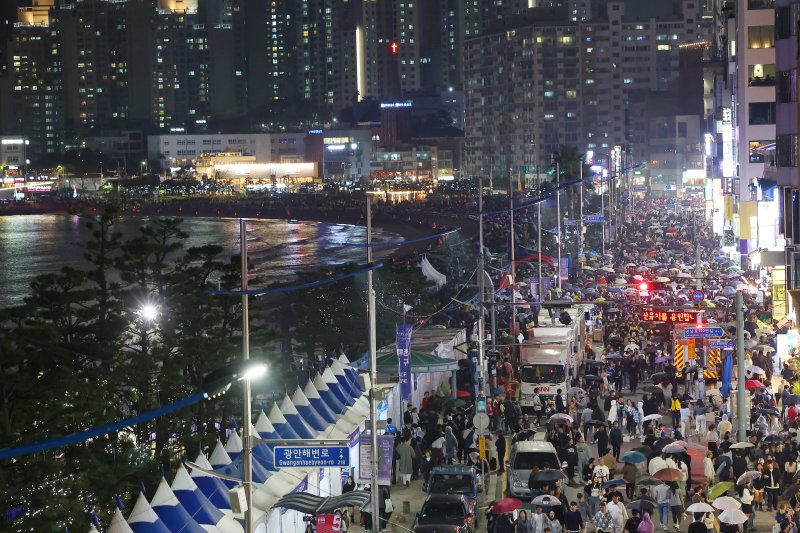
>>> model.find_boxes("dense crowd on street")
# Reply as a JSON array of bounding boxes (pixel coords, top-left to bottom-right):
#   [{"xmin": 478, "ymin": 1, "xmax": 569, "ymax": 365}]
[{"xmin": 344, "ymin": 198, "xmax": 800, "ymax": 533}]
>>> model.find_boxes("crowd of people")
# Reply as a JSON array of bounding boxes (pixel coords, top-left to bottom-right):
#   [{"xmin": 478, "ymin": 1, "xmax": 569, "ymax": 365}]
[{"xmin": 349, "ymin": 198, "xmax": 800, "ymax": 533}]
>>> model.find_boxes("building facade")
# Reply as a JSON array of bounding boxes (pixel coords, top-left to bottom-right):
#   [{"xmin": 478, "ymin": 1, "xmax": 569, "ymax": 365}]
[
  {"xmin": 463, "ymin": 1, "xmax": 710, "ymax": 180},
  {"xmin": 147, "ymin": 132, "xmax": 306, "ymax": 167}
]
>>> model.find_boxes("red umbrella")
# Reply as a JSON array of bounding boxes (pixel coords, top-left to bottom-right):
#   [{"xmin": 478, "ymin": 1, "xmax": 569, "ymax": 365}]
[
  {"xmin": 597, "ymin": 277, "xmax": 608, "ymax": 285},
  {"xmin": 491, "ymin": 498, "xmax": 523, "ymax": 514},
  {"xmin": 745, "ymin": 380, "xmax": 765, "ymax": 390},
  {"xmin": 456, "ymin": 390, "xmax": 472, "ymax": 398}
]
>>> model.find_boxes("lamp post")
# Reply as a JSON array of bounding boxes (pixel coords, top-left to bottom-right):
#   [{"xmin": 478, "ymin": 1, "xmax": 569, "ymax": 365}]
[
  {"xmin": 239, "ymin": 219, "xmax": 255, "ymax": 533},
  {"xmin": 141, "ymin": 160, "xmax": 147, "ymax": 176}
]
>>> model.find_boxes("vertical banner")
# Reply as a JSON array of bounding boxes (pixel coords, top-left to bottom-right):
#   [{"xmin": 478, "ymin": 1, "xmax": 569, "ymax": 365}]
[
  {"xmin": 358, "ymin": 432, "xmax": 394, "ymax": 485},
  {"xmin": 559, "ymin": 257, "xmax": 570, "ymax": 281},
  {"xmin": 397, "ymin": 323, "xmax": 413, "ymax": 401}
]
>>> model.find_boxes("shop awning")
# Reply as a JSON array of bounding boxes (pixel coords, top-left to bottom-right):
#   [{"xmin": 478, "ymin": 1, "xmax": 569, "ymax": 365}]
[
  {"xmin": 352, "ymin": 350, "xmax": 460, "ymax": 374},
  {"xmin": 272, "ymin": 491, "xmax": 371, "ymax": 514}
]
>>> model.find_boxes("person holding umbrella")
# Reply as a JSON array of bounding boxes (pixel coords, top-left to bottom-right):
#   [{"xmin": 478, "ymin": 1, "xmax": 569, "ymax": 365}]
[
  {"xmin": 668, "ymin": 482, "xmax": 685, "ymax": 531},
  {"xmin": 623, "ymin": 460, "xmax": 638, "ymax": 500},
  {"xmin": 739, "ymin": 480, "xmax": 754, "ymax": 533},
  {"xmin": 687, "ymin": 513, "xmax": 709, "ymax": 533}
]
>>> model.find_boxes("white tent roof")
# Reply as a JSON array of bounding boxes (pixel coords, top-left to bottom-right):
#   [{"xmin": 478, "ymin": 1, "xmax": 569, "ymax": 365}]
[
  {"xmin": 255, "ymin": 410, "xmax": 276, "ymax": 434},
  {"xmin": 209, "ymin": 440, "xmax": 232, "ymax": 467},
  {"xmin": 224, "ymin": 430, "xmax": 243, "ymax": 455},
  {"xmin": 108, "ymin": 508, "xmax": 134, "ymax": 533},
  {"xmin": 267, "ymin": 403, "xmax": 289, "ymax": 425},
  {"xmin": 127, "ymin": 493, "xmax": 161, "ymax": 525}
]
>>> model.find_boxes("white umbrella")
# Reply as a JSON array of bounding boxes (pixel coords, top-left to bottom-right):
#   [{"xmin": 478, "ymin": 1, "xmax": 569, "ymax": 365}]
[
  {"xmin": 711, "ymin": 496, "xmax": 741, "ymax": 510},
  {"xmin": 717, "ymin": 509, "xmax": 748, "ymax": 525},
  {"xmin": 746, "ymin": 365, "xmax": 764, "ymax": 374},
  {"xmin": 686, "ymin": 502, "xmax": 715, "ymax": 513},
  {"xmin": 625, "ymin": 343, "xmax": 640, "ymax": 352},
  {"xmin": 642, "ymin": 414, "xmax": 662, "ymax": 422},
  {"xmin": 677, "ymin": 272, "xmax": 692, "ymax": 278},
  {"xmin": 729, "ymin": 442, "xmax": 754, "ymax": 449}
]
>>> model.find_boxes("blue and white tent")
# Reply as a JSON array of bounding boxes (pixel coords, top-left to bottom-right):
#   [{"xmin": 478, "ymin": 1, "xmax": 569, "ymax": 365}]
[
  {"xmin": 189, "ymin": 451, "xmax": 232, "ymax": 511},
  {"xmin": 103, "ymin": 359, "xmax": 381, "ymax": 532},
  {"xmin": 127, "ymin": 493, "xmax": 171, "ymax": 533},
  {"xmin": 268, "ymin": 403, "xmax": 301, "ymax": 440},
  {"xmin": 303, "ymin": 380, "xmax": 337, "ymax": 425},
  {"xmin": 171, "ymin": 464, "xmax": 243, "ymax": 533},
  {"xmin": 149, "ymin": 478, "xmax": 210, "ymax": 533}
]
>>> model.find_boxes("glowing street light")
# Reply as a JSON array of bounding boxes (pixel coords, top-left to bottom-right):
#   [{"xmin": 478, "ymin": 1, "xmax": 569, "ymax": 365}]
[{"xmin": 138, "ymin": 303, "xmax": 158, "ymax": 322}]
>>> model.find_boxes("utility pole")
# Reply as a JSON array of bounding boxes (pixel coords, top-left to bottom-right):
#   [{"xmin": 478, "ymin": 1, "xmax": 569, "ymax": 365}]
[
  {"xmin": 556, "ymin": 160, "xmax": 562, "ymax": 291},
  {"xmin": 510, "ymin": 171, "xmax": 517, "ymax": 341},
  {"xmin": 478, "ymin": 176, "xmax": 487, "ymax": 399},
  {"xmin": 239, "ymin": 220, "xmax": 254, "ymax": 533},
  {"xmin": 601, "ymin": 168, "xmax": 606, "ymax": 254},
  {"xmin": 735, "ymin": 291, "xmax": 747, "ymax": 440},
  {"xmin": 366, "ymin": 197, "xmax": 381, "ymax": 529},
  {"xmin": 579, "ymin": 159, "xmax": 584, "ymax": 273},
  {"xmin": 538, "ymin": 162, "xmax": 543, "ymax": 302}
]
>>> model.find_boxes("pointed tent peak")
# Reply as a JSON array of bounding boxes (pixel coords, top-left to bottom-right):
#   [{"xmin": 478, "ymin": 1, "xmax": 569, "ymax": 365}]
[
  {"xmin": 108, "ymin": 508, "xmax": 134, "ymax": 533},
  {"xmin": 330, "ymin": 358, "xmax": 348, "ymax": 376},
  {"xmin": 150, "ymin": 477, "xmax": 180, "ymax": 508},
  {"xmin": 313, "ymin": 373, "xmax": 330, "ymax": 392},
  {"xmin": 255, "ymin": 410, "xmax": 276, "ymax": 434},
  {"xmin": 292, "ymin": 385, "xmax": 311, "ymax": 407},
  {"xmin": 225, "ymin": 429, "xmax": 243, "ymax": 455},
  {"xmin": 192, "ymin": 451, "xmax": 213, "ymax": 471},
  {"xmin": 128, "ymin": 492, "xmax": 160, "ymax": 524},
  {"xmin": 209, "ymin": 440, "xmax": 232, "ymax": 467},
  {"xmin": 280, "ymin": 394, "xmax": 300, "ymax": 415},
  {"xmin": 321, "ymin": 366, "xmax": 339, "ymax": 384},
  {"xmin": 89, "ymin": 526, "xmax": 101, "ymax": 533},
  {"xmin": 268, "ymin": 402, "xmax": 288, "ymax": 425},
  {"xmin": 337, "ymin": 353, "xmax": 351, "ymax": 365},
  {"xmin": 304, "ymin": 380, "xmax": 322, "ymax": 400},
  {"xmin": 170, "ymin": 463, "xmax": 198, "ymax": 493}
]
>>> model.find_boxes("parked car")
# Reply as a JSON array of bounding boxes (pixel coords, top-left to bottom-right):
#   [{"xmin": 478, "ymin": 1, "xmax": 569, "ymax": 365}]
[
  {"xmin": 506, "ymin": 440, "xmax": 562, "ymax": 498},
  {"xmin": 413, "ymin": 494, "xmax": 475, "ymax": 533},
  {"xmin": 423, "ymin": 465, "xmax": 481, "ymax": 510}
]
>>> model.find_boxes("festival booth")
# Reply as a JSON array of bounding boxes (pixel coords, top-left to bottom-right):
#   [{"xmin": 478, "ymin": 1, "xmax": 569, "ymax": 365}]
[
  {"xmin": 352, "ymin": 327, "xmax": 466, "ymax": 424},
  {"xmin": 107, "ymin": 354, "xmax": 373, "ymax": 533}
]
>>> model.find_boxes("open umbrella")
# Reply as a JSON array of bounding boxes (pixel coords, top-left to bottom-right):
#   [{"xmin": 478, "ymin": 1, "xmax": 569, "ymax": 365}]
[
  {"xmin": 548, "ymin": 413, "xmax": 574, "ymax": 425},
  {"xmin": 584, "ymin": 374, "xmax": 603, "ymax": 382},
  {"xmin": 708, "ymin": 483, "xmax": 735, "ymax": 500},
  {"xmin": 746, "ymin": 365, "xmax": 764, "ymax": 375},
  {"xmin": 642, "ymin": 414, "xmax": 663, "ymax": 422},
  {"xmin": 653, "ymin": 468, "xmax": 684, "ymax": 482},
  {"xmin": 650, "ymin": 372, "xmax": 668, "ymax": 381},
  {"xmin": 686, "ymin": 502, "xmax": 715, "ymax": 513},
  {"xmin": 736, "ymin": 471, "xmax": 762, "ymax": 485},
  {"xmin": 628, "ymin": 499, "xmax": 656, "ymax": 514},
  {"xmin": 531, "ymin": 495, "xmax": 562, "ymax": 507},
  {"xmin": 621, "ymin": 451, "xmax": 647, "ymax": 464},
  {"xmin": 633, "ymin": 445, "xmax": 653, "ymax": 456},
  {"xmin": 637, "ymin": 477, "xmax": 662, "ymax": 487},
  {"xmin": 602, "ymin": 479, "xmax": 626, "ymax": 488},
  {"xmin": 717, "ymin": 509, "xmax": 748, "ymax": 525},
  {"xmin": 663, "ymin": 443, "xmax": 686, "ymax": 454},
  {"xmin": 491, "ymin": 498, "xmax": 523, "ymax": 514},
  {"xmin": 534, "ymin": 469, "xmax": 569, "ymax": 482},
  {"xmin": 585, "ymin": 360, "xmax": 604, "ymax": 366},
  {"xmin": 729, "ymin": 442, "xmax": 754, "ymax": 449},
  {"xmin": 744, "ymin": 379, "xmax": 764, "ymax": 390}
]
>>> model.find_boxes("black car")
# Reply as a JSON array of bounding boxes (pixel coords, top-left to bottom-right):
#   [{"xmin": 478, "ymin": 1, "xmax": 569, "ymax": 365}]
[{"xmin": 413, "ymin": 494, "xmax": 475, "ymax": 533}]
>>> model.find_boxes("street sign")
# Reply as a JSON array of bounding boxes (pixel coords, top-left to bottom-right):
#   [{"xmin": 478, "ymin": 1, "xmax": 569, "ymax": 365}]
[
  {"xmin": 709, "ymin": 340, "xmax": 735, "ymax": 349},
  {"xmin": 473, "ymin": 412, "xmax": 491, "ymax": 432},
  {"xmin": 683, "ymin": 327, "xmax": 724, "ymax": 339},
  {"xmin": 691, "ymin": 290, "xmax": 705, "ymax": 303},
  {"xmin": 640, "ymin": 309, "xmax": 700, "ymax": 324},
  {"xmin": 274, "ymin": 446, "xmax": 350, "ymax": 468},
  {"xmin": 584, "ymin": 215, "xmax": 605, "ymax": 223},
  {"xmin": 563, "ymin": 220, "xmax": 577, "ymax": 226}
]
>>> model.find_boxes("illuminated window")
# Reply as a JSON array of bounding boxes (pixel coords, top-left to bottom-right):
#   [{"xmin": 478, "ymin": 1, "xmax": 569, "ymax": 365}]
[{"xmin": 748, "ymin": 25, "xmax": 774, "ymax": 48}]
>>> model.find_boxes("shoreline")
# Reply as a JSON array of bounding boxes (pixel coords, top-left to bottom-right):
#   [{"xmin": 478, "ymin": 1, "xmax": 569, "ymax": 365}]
[{"xmin": 0, "ymin": 198, "xmax": 477, "ymax": 262}]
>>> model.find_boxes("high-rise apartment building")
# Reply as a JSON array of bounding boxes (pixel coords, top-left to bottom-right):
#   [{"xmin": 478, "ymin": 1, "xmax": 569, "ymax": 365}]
[
  {"xmin": 463, "ymin": 1, "xmax": 710, "ymax": 179},
  {"xmin": 7, "ymin": 0, "xmax": 63, "ymax": 158}
]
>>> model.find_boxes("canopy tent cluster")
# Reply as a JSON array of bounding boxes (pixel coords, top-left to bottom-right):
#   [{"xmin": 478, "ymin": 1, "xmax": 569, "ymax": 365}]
[{"xmin": 98, "ymin": 355, "xmax": 368, "ymax": 533}]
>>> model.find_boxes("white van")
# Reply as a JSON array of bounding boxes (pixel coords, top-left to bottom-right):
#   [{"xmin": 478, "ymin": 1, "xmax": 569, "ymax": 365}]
[{"xmin": 506, "ymin": 441, "xmax": 562, "ymax": 498}]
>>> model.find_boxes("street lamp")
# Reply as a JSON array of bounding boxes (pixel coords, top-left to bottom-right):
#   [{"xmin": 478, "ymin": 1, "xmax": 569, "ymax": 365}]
[
  {"xmin": 141, "ymin": 160, "xmax": 147, "ymax": 176},
  {"xmin": 138, "ymin": 303, "xmax": 158, "ymax": 323}
]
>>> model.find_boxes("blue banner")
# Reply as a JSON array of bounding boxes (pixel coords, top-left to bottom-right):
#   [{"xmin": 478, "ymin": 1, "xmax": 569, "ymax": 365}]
[{"xmin": 397, "ymin": 323, "xmax": 413, "ymax": 401}]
